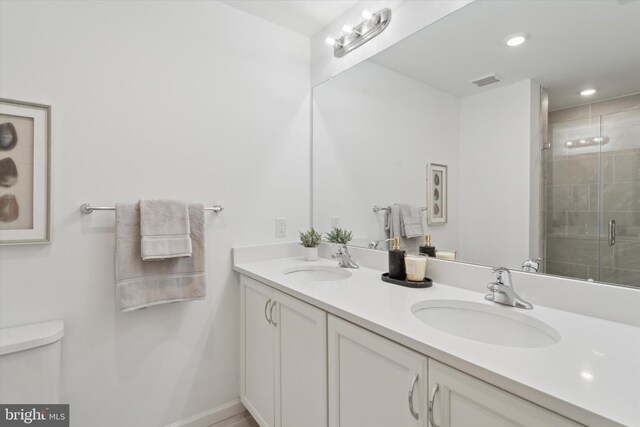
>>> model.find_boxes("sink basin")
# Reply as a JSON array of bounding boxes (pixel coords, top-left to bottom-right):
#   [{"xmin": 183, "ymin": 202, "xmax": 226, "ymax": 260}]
[
  {"xmin": 283, "ymin": 265, "xmax": 352, "ymax": 281},
  {"xmin": 411, "ymin": 300, "xmax": 560, "ymax": 348}
]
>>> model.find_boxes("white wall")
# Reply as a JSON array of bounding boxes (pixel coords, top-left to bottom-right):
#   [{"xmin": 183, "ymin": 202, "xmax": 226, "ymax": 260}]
[
  {"xmin": 0, "ymin": 1, "xmax": 309, "ymax": 426},
  {"xmin": 310, "ymin": 0, "xmax": 472, "ymax": 87},
  {"xmin": 458, "ymin": 80, "xmax": 540, "ymax": 268},
  {"xmin": 313, "ymin": 61, "xmax": 459, "ymax": 250}
]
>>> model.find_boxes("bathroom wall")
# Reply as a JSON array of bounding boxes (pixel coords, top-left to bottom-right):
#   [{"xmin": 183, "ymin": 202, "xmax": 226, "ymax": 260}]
[
  {"xmin": 458, "ymin": 80, "xmax": 541, "ymax": 268},
  {"xmin": 0, "ymin": 1, "xmax": 309, "ymax": 426},
  {"xmin": 313, "ymin": 61, "xmax": 460, "ymax": 250},
  {"xmin": 546, "ymin": 94, "xmax": 640, "ymax": 285},
  {"xmin": 310, "ymin": 0, "xmax": 473, "ymax": 87},
  {"xmin": 313, "ymin": 62, "xmax": 459, "ymax": 251}
]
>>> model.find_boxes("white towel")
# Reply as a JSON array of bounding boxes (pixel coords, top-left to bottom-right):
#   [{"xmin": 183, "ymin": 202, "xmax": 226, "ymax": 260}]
[
  {"xmin": 140, "ymin": 199, "xmax": 192, "ymax": 260},
  {"xmin": 115, "ymin": 203, "xmax": 206, "ymax": 312}
]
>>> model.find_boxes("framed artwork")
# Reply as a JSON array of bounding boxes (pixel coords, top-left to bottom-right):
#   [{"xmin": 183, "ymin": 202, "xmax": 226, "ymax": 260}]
[
  {"xmin": 427, "ymin": 163, "xmax": 447, "ymax": 225},
  {"xmin": 0, "ymin": 99, "xmax": 51, "ymax": 244}
]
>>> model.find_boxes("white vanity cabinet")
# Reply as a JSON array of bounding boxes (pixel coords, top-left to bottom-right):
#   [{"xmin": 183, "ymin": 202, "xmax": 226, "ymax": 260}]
[
  {"xmin": 428, "ymin": 360, "xmax": 581, "ymax": 427},
  {"xmin": 328, "ymin": 315, "xmax": 428, "ymax": 427},
  {"xmin": 240, "ymin": 276, "xmax": 327, "ymax": 427}
]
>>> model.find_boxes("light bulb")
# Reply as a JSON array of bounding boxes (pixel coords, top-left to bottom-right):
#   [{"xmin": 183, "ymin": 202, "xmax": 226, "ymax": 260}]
[
  {"xmin": 566, "ymin": 141, "xmax": 573, "ymax": 146},
  {"xmin": 342, "ymin": 24, "xmax": 354, "ymax": 35},
  {"xmin": 362, "ymin": 10, "xmax": 373, "ymax": 20},
  {"xmin": 325, "ymin": 37, "xmax": 337, "ymax": 47}
]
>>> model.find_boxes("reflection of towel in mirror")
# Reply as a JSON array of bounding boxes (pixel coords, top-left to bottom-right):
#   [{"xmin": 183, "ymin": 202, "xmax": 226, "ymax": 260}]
[
  {"xmin": 384, "ymin": 204, "xmax": 424, "ymax": 252},
  {"xmin": 384, "ymin": 204, "xmax": 402, "ymax": 239},
  {"xmin": 399, "ymin": 204, "xmax": 423, "ymax": 238}
]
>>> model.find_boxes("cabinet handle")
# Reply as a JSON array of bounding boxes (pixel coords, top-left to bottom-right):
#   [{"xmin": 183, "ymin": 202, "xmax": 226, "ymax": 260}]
[
  {"xmin": 408, "ymin": 373, "xmax": 419, "ymax": 420},
  {"xmin": 428, "ymin": 383, "xmax": 439, "ymax": 427},
  {"xmin": 270, "ymin": 301, "xmax": 278, "ymax": 327},
  {"xmin": 264, "ymin": 298, "xmax": 272, "ymax": 324}
]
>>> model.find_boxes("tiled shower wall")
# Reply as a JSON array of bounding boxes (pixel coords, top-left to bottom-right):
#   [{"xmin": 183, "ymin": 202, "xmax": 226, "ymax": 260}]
[{"xmin": 545, "ymin": 94, "xmax": 640, "ymax": 286}]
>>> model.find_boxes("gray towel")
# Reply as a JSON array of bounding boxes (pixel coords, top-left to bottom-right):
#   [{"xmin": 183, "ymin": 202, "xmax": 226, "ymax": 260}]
[
  {"xmin": 115, "ymin": 203, "xmax": 206, "ymax": 312},
  {"xmin": 384, "ymin": 204, "xmax": 402, "ymax": 239},
  {"xmin": 139, "ymin": 199, "xmax": 192, "ymax": 260},
  {"xmin": 399, "ymin": 204, "xmax": 423, "ymax": 238},
  {"xmin": 384, "ymin": 204, "xmax": 423, "ymax": 252}
]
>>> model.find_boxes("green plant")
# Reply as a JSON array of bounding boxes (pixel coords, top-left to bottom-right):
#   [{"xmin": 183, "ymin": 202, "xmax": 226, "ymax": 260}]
[
  {"xmin": 324, "ymin": 227, "xmax": 353, "ymax": 245},
  {"xmin": 299, "ymin": 228, "xmax": 322, "ymax": 248}
]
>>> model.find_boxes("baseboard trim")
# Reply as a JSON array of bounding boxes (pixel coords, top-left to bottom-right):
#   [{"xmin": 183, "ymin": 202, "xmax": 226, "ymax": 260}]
[{"xmin": 165, "ymin": 399, "xmax": 246, "ymax": 427}]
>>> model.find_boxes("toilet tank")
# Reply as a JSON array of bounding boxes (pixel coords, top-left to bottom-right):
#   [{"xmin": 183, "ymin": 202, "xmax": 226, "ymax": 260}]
[{"xmin": 0, "ymin": 320, "xmax": 64, "ymax": 403}]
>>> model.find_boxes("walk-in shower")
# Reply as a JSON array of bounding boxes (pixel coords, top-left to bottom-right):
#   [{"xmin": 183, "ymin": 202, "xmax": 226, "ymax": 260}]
[{"xmin": 544, "ymin": 94, "xmax": 640, "ymax": 286}]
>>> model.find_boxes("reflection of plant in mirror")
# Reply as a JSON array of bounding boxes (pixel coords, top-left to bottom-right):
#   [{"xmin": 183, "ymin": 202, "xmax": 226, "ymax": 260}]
[
  {"xmin": 299, "ymin": 228, "xmax": 322, "ymax": 248},
  {"xmin": 325, "ymin": 227, "xmax": 353, "ymax": 245}
]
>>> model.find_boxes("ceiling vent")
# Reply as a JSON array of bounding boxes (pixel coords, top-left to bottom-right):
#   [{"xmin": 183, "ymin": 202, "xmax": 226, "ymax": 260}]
[{"xmin": 470, "ymin": 74, "xmax": 501, "ymax": 87}]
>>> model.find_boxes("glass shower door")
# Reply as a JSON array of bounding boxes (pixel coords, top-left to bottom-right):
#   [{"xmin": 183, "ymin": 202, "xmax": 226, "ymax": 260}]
[{"xmin": 598, "ymin": 109, "xmax": 640, "ymax": 286}]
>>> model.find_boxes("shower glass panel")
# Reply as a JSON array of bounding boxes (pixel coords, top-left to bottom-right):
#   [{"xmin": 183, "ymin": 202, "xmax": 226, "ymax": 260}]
[
  {"xmin": 545, "ymin": 103, "xmax": 640, "ymax": 286},
  {"xmin": 545, "ymin": 116, "xmax": 601, "ymax": 281},
  {"xmin": 598, "ymin": 109, "xmax": 640, "ymax": 286}
]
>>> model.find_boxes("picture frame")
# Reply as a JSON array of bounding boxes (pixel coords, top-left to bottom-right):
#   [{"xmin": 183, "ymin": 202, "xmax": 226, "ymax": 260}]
[
  {"xmin": 427, "ymin": 163, "xmax": 447, "ymax": 225},
  {"xmin": 0, "ymin": 99, "xmax": 51, "ymax": 244}
]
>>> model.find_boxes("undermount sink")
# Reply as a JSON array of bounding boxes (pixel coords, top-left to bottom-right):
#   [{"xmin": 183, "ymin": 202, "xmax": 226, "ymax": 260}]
[
  {"xmin": 411, "ymin": 300, "xmax": 560, "ymax": 348},
  {"xmin": 283, "ymin": 265, "xmax": 352, "ymax": 281}
]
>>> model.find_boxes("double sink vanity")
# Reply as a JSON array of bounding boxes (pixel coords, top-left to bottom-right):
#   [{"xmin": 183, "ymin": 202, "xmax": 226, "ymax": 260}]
[{"xmin": 233, "ymin": 243, "xmax": 640, "ymax": 427}]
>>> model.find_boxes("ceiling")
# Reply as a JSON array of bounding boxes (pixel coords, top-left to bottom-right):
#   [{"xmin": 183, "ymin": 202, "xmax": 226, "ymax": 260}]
[
  {"xmin": 369, "ymin": 0, "xmax": 640, "ymax": 110},
  {"xmin": 220, "ymin": 0, "xmax": 358, "ymax": 37}
]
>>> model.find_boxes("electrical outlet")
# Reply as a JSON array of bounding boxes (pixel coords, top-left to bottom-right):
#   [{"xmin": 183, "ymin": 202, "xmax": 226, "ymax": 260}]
[
  {"xmin": 275, "ymin": 218, "xmax": 287, "ymax": 238},
  {"xmin": 331, "ymin": 216, "xmax": 340, "ymax": 228}
]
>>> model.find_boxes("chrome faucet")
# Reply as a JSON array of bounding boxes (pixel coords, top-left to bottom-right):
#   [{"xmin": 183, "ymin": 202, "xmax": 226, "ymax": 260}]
[
  {"xmin": 332, "ymin": 244, "xmax": 359, "ymax": 269},
  {"xmin": 522, "ymin": 257, "xmax": 541, "ymax": 273},
  {"xmin": 485, "ymin": 267, "xmax": 533, "ymax": 309}
]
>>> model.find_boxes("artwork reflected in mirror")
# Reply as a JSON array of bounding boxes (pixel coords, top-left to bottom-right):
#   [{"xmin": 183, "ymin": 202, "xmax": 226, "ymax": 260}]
[{"xmin": 312, "ymin": 0, "xmax": 640, "ymax": 287}]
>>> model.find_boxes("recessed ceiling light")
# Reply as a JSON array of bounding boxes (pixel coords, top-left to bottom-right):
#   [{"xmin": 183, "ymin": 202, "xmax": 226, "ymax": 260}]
[
  {"xmin": 506, "ymin": 34, "xmax": 527, "ymax": 47},
  {"xmin": 580, "ymin": 88, "xmax": 596, "ymax": 96}
]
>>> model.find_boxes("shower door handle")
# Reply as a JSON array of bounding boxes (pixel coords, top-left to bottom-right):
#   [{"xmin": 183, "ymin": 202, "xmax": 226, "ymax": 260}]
[{"xmin": 608, "ymin": 219, "xmax": 616, "ymax": 246}]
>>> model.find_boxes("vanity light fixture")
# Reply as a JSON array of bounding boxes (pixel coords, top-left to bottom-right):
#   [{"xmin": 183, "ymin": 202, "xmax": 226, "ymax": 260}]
[
  {"xmin": 505, "ymin": 34, "xmax": 527, "ymax": 47},
  {"xmin": 580, "ymin": 88, "xmax": 596, "ymax": 96},
  {"xmin": 326, "ymin": 8, "xmax": 392, "ymax": 58},
  {"xmin": 565, "ymin": 136, "xmax": 609, "ymax": 148}
]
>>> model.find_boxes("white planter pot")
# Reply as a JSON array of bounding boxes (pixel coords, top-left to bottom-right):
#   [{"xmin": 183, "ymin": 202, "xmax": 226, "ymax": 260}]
[{"xmin": 303, "ymin": 246, "xmax": 318, "ymax": 261}]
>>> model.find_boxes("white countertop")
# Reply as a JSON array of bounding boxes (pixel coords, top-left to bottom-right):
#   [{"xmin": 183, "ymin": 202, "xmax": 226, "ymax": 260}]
[{"xmin": 234, "ymin": 256, "xmax": 640, "ymax": 427}]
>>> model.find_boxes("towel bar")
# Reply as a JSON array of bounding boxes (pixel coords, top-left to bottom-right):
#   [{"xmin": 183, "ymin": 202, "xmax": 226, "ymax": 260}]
[
  {"xmin": 80, "ymin": 203, "xmax": 224, "ymax": 214},
  {"xmin": 373, "ymin": 205, "xmax": 427, "ymax": 213}
]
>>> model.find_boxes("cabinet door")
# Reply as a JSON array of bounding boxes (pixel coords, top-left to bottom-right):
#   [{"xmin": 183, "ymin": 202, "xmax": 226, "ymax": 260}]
[
  {"xmin": 241, "ymin": 277, "xmax": 275, "ymax": 427},
  {"xmin": 273, "ymin": 290, "xmax": 327, "ymax": 427},
  {"xmin": 328, "ymin": 315, "xmax": 427, "ymax": 427},
  {"xmin": 428, "ymin": 359, "xmax": 581, "ymax": 427}
]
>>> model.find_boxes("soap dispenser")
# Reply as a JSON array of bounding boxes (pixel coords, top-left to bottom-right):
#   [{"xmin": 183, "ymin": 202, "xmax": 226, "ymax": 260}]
[
  {"xmin": 419, "ymin": 234, "xmax": 436, "ymax": 257},
  {"xmin": 387, "ymin": 237, "xmax": 406, "ymax": 280}
]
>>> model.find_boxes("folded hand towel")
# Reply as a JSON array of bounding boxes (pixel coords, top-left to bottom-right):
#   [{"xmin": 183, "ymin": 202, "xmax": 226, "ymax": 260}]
[
  {"xmin": 399, "ymin": 204, "xmax": 423, "ymax": 238},
  {"xmin": 140, "ymin": 199, "xmax": 192, "ymax": 260},
  {"xmin": 115, "ymin": 203, "xmax": 206, "ymax": 312}
]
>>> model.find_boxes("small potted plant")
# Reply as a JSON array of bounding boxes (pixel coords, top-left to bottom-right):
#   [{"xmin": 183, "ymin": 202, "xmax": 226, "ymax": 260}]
[
  {"xmin": 299, "ymin": 228, "xmax": 322, "ymax": 261},
  {"xmin": 324, "ymin": 227, "xmax": 353, "ymax": 245}
]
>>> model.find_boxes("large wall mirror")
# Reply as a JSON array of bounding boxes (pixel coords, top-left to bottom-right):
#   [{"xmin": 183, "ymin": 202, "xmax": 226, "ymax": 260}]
[{"xmin": 312, "ymin": 0, "xmax": 640, "ymax": 287}]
